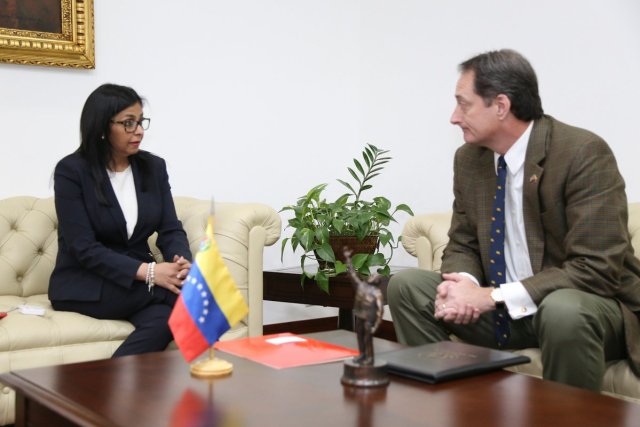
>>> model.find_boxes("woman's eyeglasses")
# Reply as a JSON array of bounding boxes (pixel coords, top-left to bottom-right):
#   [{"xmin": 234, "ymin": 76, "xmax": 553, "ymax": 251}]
[{"xmin": 110, "ymin": 118, "xmax": 151, "ymax": 133}]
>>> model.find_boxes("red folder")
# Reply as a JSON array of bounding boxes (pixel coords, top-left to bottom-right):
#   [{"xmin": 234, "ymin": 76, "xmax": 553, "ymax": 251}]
[{"xmin": 214, "ymin": 333, "xmax": 359, "ymax": 369}]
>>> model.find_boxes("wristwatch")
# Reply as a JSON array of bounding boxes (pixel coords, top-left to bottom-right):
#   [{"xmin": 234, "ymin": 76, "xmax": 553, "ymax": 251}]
[{"xmin": 490, "ymin": 288, "xmax": 506, "ymax": 309}]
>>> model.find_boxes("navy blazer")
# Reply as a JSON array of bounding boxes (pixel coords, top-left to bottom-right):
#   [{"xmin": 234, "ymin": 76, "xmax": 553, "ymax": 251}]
[{"xmin": 49, "ymin": 151, "xmax": 192, "ymax": 302}]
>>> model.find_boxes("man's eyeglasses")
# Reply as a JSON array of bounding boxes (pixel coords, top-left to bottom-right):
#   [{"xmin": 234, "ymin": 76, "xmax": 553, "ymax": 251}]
[{"xmin": 111, "ymin": 118, "xmax": 151, "ymax": 133}]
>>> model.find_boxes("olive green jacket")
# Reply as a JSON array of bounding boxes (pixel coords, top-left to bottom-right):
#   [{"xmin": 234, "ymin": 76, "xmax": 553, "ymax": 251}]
[{"xmin": 442, "ymin": 115, "xmax": 640, "ymax": 374}]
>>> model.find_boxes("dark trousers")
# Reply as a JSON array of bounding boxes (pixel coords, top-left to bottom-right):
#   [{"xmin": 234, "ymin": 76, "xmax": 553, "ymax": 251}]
[
  {"xmin": 52, "ymin": 281, "xmax": 177, "ymax": 357},
  {"xmin": 387, "ymin": 268, "xmax": 627, "ymax": 391}
]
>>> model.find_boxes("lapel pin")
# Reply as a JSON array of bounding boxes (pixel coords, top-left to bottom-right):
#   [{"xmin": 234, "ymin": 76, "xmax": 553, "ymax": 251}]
[{"xmin": 529, "ymin": 174, "xmax": 538, "ymax": 183}]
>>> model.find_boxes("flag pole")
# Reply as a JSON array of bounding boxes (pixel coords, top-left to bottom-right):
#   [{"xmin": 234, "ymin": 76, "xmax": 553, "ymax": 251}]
[
  {"xmin": 189, "ymin": 196, "xmax": 234, "ymax": 378},
  {"xmin": 169, "ymin": 195, "xmax": 248, "ymax": 378}
]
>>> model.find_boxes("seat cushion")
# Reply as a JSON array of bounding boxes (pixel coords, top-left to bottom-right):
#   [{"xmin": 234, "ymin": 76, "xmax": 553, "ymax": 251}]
[
  {"xmin": 0, "ymin": 295, "xmax": 133, "ymax": 371},
  {"xmin": 0, "ymin": 293, "xmax": 247, "ymax": 370},
  {"xmin": 505, "ymin": 348, "xmax": 640, "ymax": 403}
]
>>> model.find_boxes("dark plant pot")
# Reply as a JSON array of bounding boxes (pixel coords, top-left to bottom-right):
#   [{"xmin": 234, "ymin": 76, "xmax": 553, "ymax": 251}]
[{"xmin": 316, "ymin": 235, "xmax": 379, "ymax": 271}]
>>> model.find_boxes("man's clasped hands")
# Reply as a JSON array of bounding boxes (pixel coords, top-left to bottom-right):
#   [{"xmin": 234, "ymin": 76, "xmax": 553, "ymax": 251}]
[{"xmin": 434, "ymin": 273, "xmax": 496, "ymax": 324}]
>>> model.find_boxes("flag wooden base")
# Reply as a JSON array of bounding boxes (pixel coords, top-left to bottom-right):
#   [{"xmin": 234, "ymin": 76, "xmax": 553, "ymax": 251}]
[{"xmin": 190, "ymin": 357, "xmax": 233, "ymax": 378}]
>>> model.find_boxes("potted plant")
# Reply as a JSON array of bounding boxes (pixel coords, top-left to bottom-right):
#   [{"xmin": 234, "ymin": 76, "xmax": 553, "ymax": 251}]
[{"xmin": 280, "ymin": 144, "xmax": 414, "ymax": 292}]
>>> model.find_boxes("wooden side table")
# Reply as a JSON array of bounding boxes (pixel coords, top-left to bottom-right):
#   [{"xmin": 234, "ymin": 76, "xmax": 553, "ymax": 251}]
[{"xmin": 263, "ymin": 266, "xmax": 409, "ymax": 331}]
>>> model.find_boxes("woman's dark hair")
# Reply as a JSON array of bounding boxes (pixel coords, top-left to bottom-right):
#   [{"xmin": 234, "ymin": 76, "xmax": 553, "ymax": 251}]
[
  {"xmin": 459, "ymin": 49, "xmax": 544, "ymax": 121},
  {"xmin": 78, "ymin": 83, "xmax": 151, "ymax": 204}
]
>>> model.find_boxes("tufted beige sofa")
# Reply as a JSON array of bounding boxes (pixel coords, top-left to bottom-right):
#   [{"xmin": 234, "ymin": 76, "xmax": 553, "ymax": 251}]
[
  {"xmin": 0, "ymin": 196, "xmax": 281, "ymax": 426},
  {"xmin": 400, "ymin": 202, "xmax": 640, "ymax": 403}
]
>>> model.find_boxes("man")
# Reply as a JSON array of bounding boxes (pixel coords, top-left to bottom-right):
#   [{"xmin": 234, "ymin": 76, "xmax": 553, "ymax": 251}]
[{"xmin": 387, "ymin": 49, "xmax": 640, "ymax": 391}]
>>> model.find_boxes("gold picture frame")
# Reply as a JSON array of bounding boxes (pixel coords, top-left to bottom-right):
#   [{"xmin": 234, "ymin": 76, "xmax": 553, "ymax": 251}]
[{"xmin": 0, "ymin": 0, "xmax": 94, "ymax": 69}]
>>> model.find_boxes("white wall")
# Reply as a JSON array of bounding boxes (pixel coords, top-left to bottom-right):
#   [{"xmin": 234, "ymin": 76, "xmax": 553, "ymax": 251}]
[
  {"xmin": 2, "ymin": 1, "xmax": 639, "ymax": 322},
  {"xmin": 360, "ymin": 0, "xmax": 640, "ymax": 219}
]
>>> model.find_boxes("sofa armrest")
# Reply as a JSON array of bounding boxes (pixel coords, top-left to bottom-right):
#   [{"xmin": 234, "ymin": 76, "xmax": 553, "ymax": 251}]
[
  {"xmin": 151, "ymin": 198, "xmax": 282, "ymax": 337},
  {"xmin": 402, "ymin": 203, "xmax": 639, "ymax": 272},
  {"xmin": 401, "ymin": 212, "xmax": 452, "ymax": 272}
]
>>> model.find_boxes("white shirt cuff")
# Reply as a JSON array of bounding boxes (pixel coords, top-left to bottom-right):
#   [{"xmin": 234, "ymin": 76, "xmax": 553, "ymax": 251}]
[
  {"xmin": 458, "ymin": 272, "xmax": 480, "ymax": 286},
  {"xmin": 501, "ymin": 281, "xmax": 538, "ymax": 319}
]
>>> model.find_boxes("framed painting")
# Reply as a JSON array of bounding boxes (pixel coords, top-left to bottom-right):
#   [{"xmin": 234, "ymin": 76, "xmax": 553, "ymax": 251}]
[{"xmin": 0, "ymin": 0, "xmax": 94, "ymax": 68}]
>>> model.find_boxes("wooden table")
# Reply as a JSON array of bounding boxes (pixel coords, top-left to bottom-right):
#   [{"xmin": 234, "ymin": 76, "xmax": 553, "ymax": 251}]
[
  {"xmin": 2, "ymin": 330, "xmax": 639, "ymax": 427},
  {"xmin": 263, "ymin": 266, "xmax": 409, "ymax": 330}
]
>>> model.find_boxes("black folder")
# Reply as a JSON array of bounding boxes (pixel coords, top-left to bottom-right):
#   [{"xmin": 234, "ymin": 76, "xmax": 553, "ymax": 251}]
[{"xmin": 382, "ymin": 341, "xmax": 531, "ymax": 384}]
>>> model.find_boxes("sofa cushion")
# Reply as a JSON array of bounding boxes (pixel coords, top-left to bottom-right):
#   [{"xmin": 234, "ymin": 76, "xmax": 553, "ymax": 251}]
[
  {"xmin": 0, "ymin": 293, "xmax": 247, "ymax": 368},
  {"xmin": 505, "ymin": 348, "xmax": 640, "ymax": 403},
  {"xmin": 0, "ymin": 295, "xmax": 132, "ymax": 366}
]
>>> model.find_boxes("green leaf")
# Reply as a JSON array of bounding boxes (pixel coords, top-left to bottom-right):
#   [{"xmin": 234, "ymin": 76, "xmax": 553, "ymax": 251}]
[
  {"xmin": 379, "ymin": 232, "xmax": 392, "ymax": 246},
  {"xmin": 315, "ymin": 227, "xmax": 329, "ymax": 244},
  {"xmin": 362, "ymin": 150, "xmax": 371, "ymax": 167},
  {"xmin": 351, "ymin": 253, "xmax": 369, "ymax": 269},
  {"xmin": 358, "ymin": 265, "xmax": 371, "ymax": 276},
  {"xmin": 300, "ymin": 255, "xmax": 309, "ymax": 286},
  {"xmin": 354, "ymin": 159, "xmax": 365, "ymax": 177},
  {"xmin": 334, "ymin": 260, "xmax": 347, "ymax": 275},
  {"xmin": 377, "ymin": 264, "xmax": 391, "ymax": 275},
  {"xmin": 394, "ymin": 204, "xmax": 415, "ymax": 216},
  {"xmin": 332, "ymin": 218, "xmax": 345, "ymax": 234},
  {"xmin": 300, "ymin": 228, "xmax": 314, "ymax": 250},
  {"xmin": 369, "ymin": 252, "xmax": 386, "ymax": 266},
  {"xmin": 280, "ymin": 237, "xmax": 290, "ymax": 261},
  {"xmin": 348, "ymin": 167, "xmax": 361, "ymax": 184},
  {"xmin": 364, "ymin": 146, "xmax": 374, "ymax": 162},
  {"xmin": 315, "ymin": 271, "xmax": 330, "ymax": 293},
  {"xmin": 374, "ymin": 211, "xmax": 394, "ymax": 222},
  {"xmin": 315, "ymin": 243, "xmax": 335, "ymax": 263},
  {"xmin": 307, "ymin": 183, "xmax": 328, "ymax": 199},
  {"xmin": 374, "ymin": 195, "xmax": 391, "ymax": 204},
  {"xmin": 355, "ymin": 225, "xmax": 371, "ymax": 241},
  {"xmin": 333, "ymin": 194, "xmax": 355, "ymax": 207},
  {"xmin": 336, "ymin": 180, "xmax": 356, "ymax": 197}
]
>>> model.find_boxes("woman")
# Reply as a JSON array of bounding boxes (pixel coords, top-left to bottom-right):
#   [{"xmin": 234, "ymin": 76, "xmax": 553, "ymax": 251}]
[{"xmin": 49, "ymin": 83, "xmax": 192, "ymax": 357}]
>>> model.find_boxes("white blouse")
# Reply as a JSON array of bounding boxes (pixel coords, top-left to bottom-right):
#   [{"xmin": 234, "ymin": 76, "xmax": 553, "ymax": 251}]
[{"xmin": 108, "ymin": 165, "xmax": 138, "ymax": 239}]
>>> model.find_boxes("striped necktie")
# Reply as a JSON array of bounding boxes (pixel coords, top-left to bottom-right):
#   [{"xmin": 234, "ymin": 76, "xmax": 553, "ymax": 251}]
[{"xmin": 488, "ymin": 156, "xmax": 510, "ymax": 347}]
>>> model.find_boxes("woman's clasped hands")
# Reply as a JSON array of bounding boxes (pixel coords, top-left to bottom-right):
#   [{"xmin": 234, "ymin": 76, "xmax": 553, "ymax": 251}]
[{"xmin": 143, "ymin": 255, "xmax": 192, "ymax": 295}]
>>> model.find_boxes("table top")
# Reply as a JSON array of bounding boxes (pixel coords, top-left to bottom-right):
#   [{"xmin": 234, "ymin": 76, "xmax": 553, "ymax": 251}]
[{"xmin": 3, "ymin": 330, "xmax": 639, "ymax": 427}]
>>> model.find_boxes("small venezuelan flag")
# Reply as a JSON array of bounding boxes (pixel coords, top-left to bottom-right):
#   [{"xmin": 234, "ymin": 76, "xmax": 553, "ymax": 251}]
[{"xmin": 169, "ymin": 215, "xmax": 249, "ymax": 362}]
